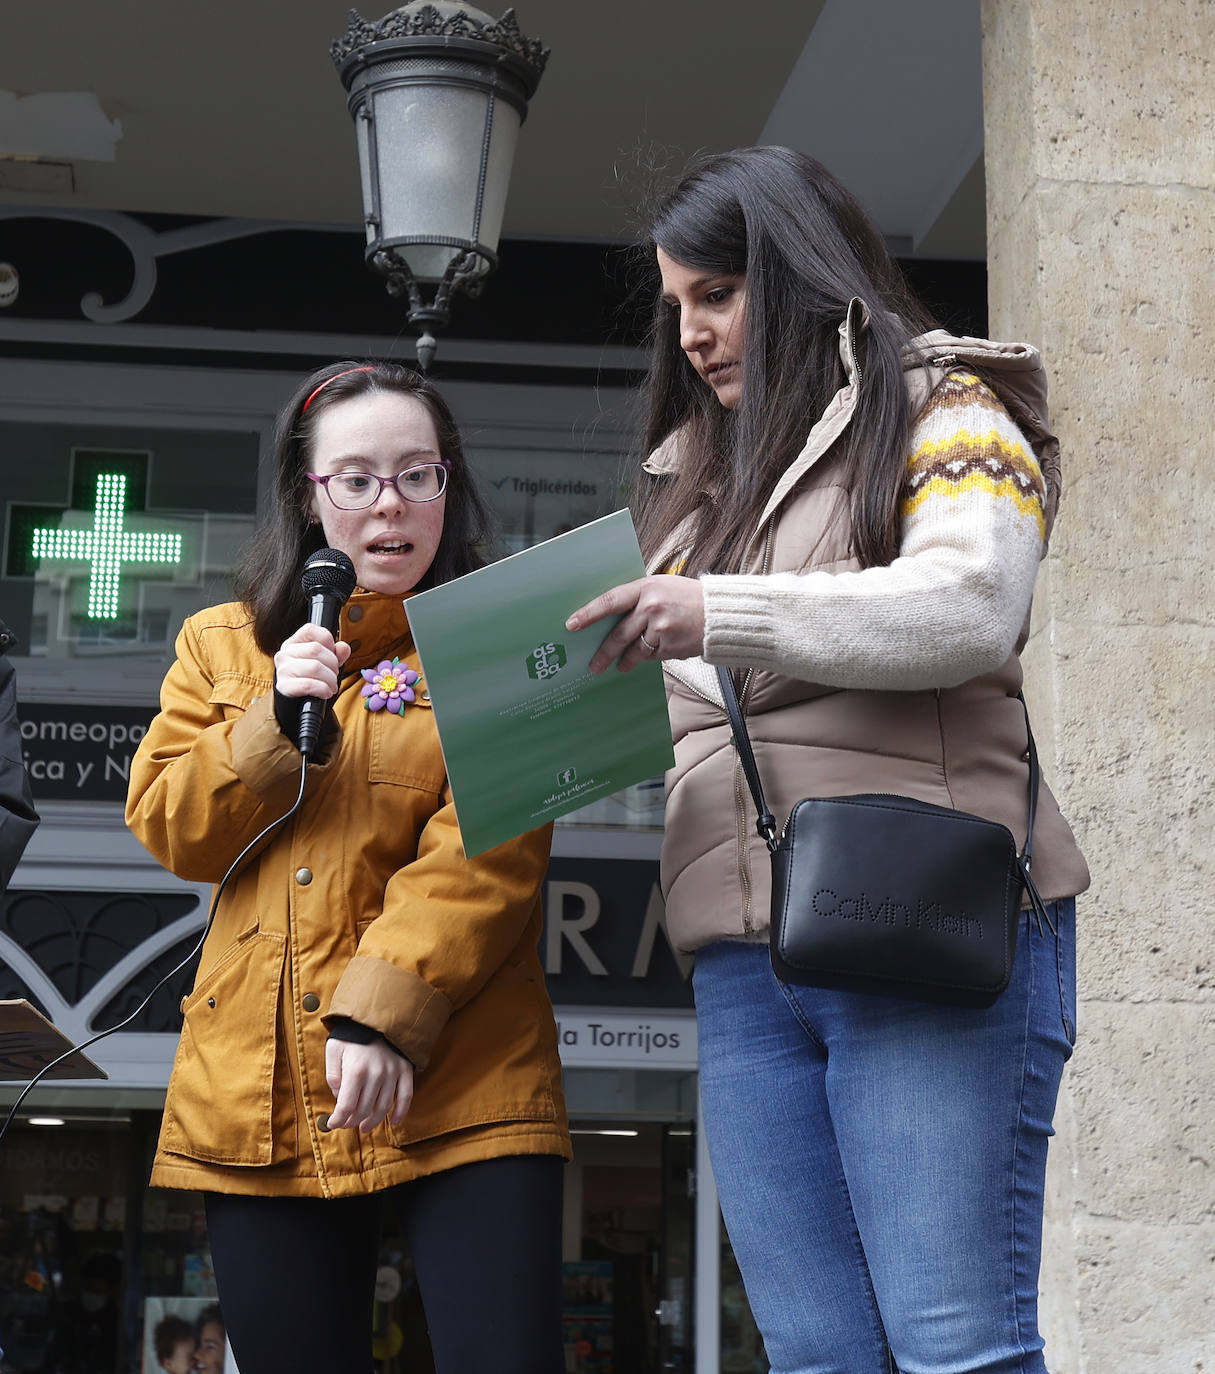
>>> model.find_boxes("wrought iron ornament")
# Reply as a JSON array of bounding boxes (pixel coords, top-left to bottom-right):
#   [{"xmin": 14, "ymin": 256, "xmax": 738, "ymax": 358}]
[{"xmin": 330, "ymin": 4, "xmax": 550, "ymax": 79}]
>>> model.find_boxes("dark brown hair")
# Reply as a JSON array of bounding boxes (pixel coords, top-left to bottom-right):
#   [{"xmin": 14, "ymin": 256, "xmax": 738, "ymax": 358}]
[
  {"xmin": 234, "ymin": 361, "xmax": 493, "ymax": 655},
  {"xmin": 153, "ymin": 1315, "xmax": 194, "ymax": 1365},
  {"xmin": 633, "ymin": 146, "xmax": 938, "ymax": 575}
]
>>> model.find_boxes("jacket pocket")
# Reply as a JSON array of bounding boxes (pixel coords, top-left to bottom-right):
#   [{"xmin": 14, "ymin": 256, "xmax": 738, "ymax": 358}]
[
  {"xmin": 387, "ymin": 957, "xmax": 561, "ymax": 1147},
  {"xmin": 208, "ymin": 671, "xmax": 272, "ymax": 720},
  {"xmin": 367, "ymin": 708, "xmax": 447, "ymax": 794},
  {"xmin": 161, "ymin": 929, "xmax": 288, "ymax": 1166}
]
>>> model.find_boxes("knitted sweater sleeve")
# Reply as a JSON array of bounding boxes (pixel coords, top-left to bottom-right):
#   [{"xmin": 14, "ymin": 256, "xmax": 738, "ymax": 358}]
[{"xmin": 699, "ymin": 372, "xmax": 1047, "ymax": 690}]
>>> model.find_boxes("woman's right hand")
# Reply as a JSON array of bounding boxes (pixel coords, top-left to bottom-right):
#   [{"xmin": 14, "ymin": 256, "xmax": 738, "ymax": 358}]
[
  {"xmin": 325, "ymin": 1038, "xmax": 415, "ymax": 1133},
  {"xmin": 565, "ymin": 574, "xmax": 706, "ymax": 672},
  {"xmin": 273, "ymin": 624, "xmax": 351, "ymax": 701}
]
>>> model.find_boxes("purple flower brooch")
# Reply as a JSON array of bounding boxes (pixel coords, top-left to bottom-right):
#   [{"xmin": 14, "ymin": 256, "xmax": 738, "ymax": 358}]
[{"xmin": 360, "ymin": 658, "xmax": 422, "ymax": 715}]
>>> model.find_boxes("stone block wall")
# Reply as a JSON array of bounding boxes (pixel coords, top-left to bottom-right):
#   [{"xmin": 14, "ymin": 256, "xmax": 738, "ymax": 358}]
[{"xmin": 981, "ymin": 2, "xmax": 1214, "ymax": 1369}]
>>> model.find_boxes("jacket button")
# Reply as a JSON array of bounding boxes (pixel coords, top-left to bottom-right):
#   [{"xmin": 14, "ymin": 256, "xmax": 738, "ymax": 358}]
[
  {"xmin": 302, "ymin": 993, "xmax": 321, "ymax": 1013},
  {"xmin": 347, "ymin": 605, "xmax": 364, "ymax": 622},
  {"xmin": 207, "ymin": 998, "xmax": 216, "ymax": 1009},
  {"xmin": 317, "ymin": 1113, "xmax": 331, "ymax": 1132},
  {"xmin": 295, "ymin": 868, "xmax": 313, "ymax": 885}
]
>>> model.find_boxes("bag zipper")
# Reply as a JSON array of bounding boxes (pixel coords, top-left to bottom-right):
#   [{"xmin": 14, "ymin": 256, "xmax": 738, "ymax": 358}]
[{"xmin": 844, "ymin": 304, "xmax": 864, "ymax": 389}]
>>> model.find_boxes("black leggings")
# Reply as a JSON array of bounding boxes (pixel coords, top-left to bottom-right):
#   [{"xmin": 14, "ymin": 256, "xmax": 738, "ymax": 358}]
[{"xmin": 204, "ymin": 1155, "xmax": 565, "ymax": 1374}]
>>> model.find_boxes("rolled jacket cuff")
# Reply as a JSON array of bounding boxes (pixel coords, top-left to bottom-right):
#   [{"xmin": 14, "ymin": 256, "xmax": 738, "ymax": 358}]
[
  {"xmin": 326, "ymin": 956, "xmax": 453, "ymax": 1071},
  {"xmin": 230, "ymin": 694, "xmax": 339, "ymax": 795}
]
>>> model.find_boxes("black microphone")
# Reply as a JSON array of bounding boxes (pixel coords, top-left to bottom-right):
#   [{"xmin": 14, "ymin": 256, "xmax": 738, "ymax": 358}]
[{"xmin": 296, "ymin": 548, "xmax": 358, "ymax": 757}]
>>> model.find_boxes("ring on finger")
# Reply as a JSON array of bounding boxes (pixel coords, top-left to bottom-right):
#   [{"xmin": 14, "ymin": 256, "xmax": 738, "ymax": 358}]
[{"xmin": 639, "ymin": 632, "xmax": 659, "ymax": 655}]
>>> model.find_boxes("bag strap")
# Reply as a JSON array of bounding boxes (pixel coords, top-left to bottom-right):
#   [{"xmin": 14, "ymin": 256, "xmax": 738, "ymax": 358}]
[
  {"xmin": 1019, "ymin": 692, "xmax": 1040, "ymax": 869},
  {"xmin": 714, "ymin": 665, "xmax": 1055, "ymax": 932},
  {"xmin": 716, "ymin": 666, "xmax": 779, "ymax": 853}
]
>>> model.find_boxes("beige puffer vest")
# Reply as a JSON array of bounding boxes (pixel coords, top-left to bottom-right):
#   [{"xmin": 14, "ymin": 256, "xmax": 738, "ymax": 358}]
[{"xmin": 648, "ymin": 320, "xmax": 1090, "ymax": 952}]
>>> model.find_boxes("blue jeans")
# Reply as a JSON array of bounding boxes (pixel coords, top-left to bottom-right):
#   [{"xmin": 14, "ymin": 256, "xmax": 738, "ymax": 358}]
[{"xmin": 694, "ymin": 900, "xmax": 1077, "ymax": 1374}]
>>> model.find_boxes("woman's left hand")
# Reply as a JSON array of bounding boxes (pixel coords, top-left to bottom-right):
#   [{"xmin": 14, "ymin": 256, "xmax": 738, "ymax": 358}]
[
  {"xmin": 566, "ymin": 574, "xmax": 705, "ymax": 673},
  {"xmin": 325, "ymin": 1037, "xmax": 414, "ymax": 1133}
]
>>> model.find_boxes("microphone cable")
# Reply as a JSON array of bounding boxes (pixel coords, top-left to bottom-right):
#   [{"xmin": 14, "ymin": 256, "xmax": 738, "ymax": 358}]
[{"xmin": 0, "ymin": 751, "xmax": 311, "ymax": 1147}]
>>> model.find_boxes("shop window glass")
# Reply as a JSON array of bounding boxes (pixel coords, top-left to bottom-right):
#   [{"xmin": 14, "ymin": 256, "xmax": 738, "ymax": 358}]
[
  {"xmin": 138, "ymin": 1183, "xmax": 234, "ymax": 1374},
  {"xmin": 565, "ymin": 1118, "xmax": 695, "ymax": 1374},
  {"xmin": 562, "ymin": 1071, "xmax": 696, "ymax": 1371},
  {"xmin": 1, "ymin": 423, "xmax": 259, "ymax": 686},
  {"xmin": 0, "ymin": 1090, "xmax": 444, "ymax": 1374},
  {"xmin": 0, "ymin": 1097, "xmax": 255, "ymax": 1374},
  {"xmin": 465, "ymin": 445, "xmax": 621, "ymax": 554},
  {"xmin": 3, "ymin": 423, "xmax": 259, "ymax": 811},
  {"xmin": 0, "ymin": 1095, "xmax": 158, "ymax": 1373}
]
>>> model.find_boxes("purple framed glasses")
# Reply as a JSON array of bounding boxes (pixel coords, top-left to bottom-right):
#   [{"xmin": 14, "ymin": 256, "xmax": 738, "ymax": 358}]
[{"xmin": 307, "ymin": 461, "xmax": 449, "ymax": 509}]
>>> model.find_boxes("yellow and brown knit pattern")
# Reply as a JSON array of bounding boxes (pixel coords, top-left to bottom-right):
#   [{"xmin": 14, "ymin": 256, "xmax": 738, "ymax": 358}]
[
  {"xmin": 901, "ymin": 372, "xmax": 1046, "ymax": 538},
  {"xmin": 700, "ymin": 360, "xmax": 1050, "ymax": 692}
]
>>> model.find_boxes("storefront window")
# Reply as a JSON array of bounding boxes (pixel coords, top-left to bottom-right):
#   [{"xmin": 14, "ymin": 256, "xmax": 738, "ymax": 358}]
[
  {"xmin": 1, "ymin": 1071, "xmax": 709, "ymax": 1374},
  {"xmin": 563, "ymin": 1068, "xmax": 697, "ymax": 1373},
  {"xmin": 1, "ymin": 421, "xmax": 259, "ymax": 689},
  {"xmin": 465, "ymin": 445, "xmax": 622, "ymax": 554},
  {"xmin": 0, "ymin": 1092, "xmax": 160, "ymax": 1373},
  {"xmin": 138, "ymin": 1196, "xmax": 228, "ymax": 1374}
]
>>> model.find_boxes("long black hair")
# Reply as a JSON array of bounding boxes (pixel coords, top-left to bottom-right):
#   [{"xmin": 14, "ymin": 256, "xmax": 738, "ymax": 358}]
[
  {"xmin": 633, "ymin": 146, "xmax": 939, "ymax": 575},
  {"xmin": 234, "ymin": 361, "xmax": 493, "ymax": 655}
]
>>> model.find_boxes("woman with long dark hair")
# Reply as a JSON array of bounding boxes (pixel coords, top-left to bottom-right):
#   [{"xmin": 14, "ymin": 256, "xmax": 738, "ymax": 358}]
[
  {"xmin": 127, "ymin": 362, "xmax": 569, "ymax": 1374},
  {"xmin": 569, "ymin": 148, "xmax": 1089, "ymax": 1373}
]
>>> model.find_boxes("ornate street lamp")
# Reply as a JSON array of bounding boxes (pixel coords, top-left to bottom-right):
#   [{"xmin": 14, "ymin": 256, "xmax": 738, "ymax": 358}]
[{"xmin": 330, "ymin": 2, "xmax": 549, "ymax": 370}]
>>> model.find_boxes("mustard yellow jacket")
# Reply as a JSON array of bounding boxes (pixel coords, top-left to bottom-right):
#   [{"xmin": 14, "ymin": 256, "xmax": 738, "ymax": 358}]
[{"xmin": 126, "ymin": 592, "xmax": 569, "ymax": 1199}]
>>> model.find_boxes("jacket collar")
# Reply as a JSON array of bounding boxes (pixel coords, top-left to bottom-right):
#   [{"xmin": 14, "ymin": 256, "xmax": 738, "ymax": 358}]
[
  {"xmin": 339, "ymin": 590, "xmax": 416, "ymax": 672},
  {"xmin": 753, "ymin": 296, "xmax": 870, "ymax": 530}
]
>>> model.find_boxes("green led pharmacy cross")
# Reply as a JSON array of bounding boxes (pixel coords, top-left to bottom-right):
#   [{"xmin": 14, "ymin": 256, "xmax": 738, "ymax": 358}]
[{"xmin": 30, "ymin": 472, "xmax": 182, "ymax": 620}]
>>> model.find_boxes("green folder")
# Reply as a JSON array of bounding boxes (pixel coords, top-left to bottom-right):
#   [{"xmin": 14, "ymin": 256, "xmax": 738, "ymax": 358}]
[{"xmin": 406, "ymin": 509, "xmax": 674, "ymax": 856}]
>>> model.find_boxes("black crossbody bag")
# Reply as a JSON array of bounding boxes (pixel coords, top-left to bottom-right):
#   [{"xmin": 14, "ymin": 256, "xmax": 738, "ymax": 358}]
[{"xmin": 716, "ymin": 667, "xmax": 1055, "ymax": 1005}]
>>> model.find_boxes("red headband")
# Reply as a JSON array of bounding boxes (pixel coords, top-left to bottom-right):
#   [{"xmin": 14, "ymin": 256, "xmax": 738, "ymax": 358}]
[{"xmin": 301, "ymin": 366, "xmax": 376, "ymax": 413}]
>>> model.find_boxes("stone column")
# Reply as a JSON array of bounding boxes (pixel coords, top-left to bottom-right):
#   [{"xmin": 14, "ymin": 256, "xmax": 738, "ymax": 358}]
[{"xmin": 981, "ymin": 2, "xmax": 1214, "ymax": 1370}]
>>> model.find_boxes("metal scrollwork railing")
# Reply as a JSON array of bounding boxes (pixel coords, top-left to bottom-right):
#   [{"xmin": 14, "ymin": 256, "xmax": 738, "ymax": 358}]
[{"xmin": 0, "ymin": 208, "xmax": 316, "ymax": 323}]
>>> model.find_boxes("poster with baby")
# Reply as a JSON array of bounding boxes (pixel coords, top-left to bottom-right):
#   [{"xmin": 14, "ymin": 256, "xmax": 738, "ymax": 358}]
[{"xmin": 141, "ymin": 1297, "xmax": 239, "ymax": 1374}]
